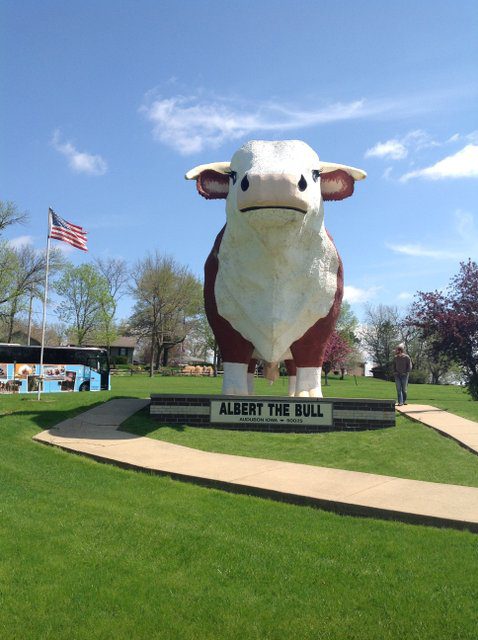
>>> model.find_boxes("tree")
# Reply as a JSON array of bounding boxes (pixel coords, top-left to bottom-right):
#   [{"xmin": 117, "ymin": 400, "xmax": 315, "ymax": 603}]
[
  {"xmin": 129, "ymin": 253, "xmax": 202, "ymax": 375},
  {"xmin": 94, "ymin": 257, "xmax": 129, "ymax": 348},
  {"xmin": 359, "ymin": 304, "xmax": 401, "ymax": 376},
  {"xmin": 0, "ymin": 201, "xmax": 28, "ymax": 233},
  {"xmin": 334, "ymin": 301, "xmax": 363, "ymax": 377},
  {"xmin": 0, "ymin": 200, "xmax": 67, "ymax": 345},
  {"xmin": 399, "ymin": 314, "xmax": 456, "ymax": 384},
  {"xmin": 182, "ymin": 312, "xmax": 215, "ymax": 362},
  {"xmin": 426, "ymin": 350, "xmax": 457, "ymax": 385},
  {"xmin": 336, "ymin": 300, "xmax": 359, "ymax": 344},
  {"xmin": 0, "ymin": 244, "xmax": 64, "ymax": 340},
  {"xmin": 323, "ymin": 330, "xmax": 352, "ymax": 384},
  {"xmin": 409, "ymin": 260, "xmax": 478, "ymax": 399},
  {"xmin": 0, "ymin": 201, "xmax": 28, "ymax": 305},
  {"xmin": 5, "ymin": 317, "xmax": 67, "ymax": 346},
  {"xmin": 0, "ymin": 201, "xmax": 28, "ymax": 319},
  {"xmin": 55, "ymin": 263, "xmax": 113, "ymax": 346}
]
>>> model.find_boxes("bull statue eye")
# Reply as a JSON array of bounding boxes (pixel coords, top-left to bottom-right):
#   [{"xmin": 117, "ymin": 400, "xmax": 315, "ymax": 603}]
[
  {"xmin": 298, "ymin": 175, "xmax": 307, "ymax": 191},
  {"xmin": 228, "ymin": 170, "xmax": 237, "ymax": 185},
  {"xmin": 240, "ymin": 174, "xmax": 249, "ymax": 191},
  {"xmin": 312, "ymin": 169, "xmax": 321, "ymax": 182}
]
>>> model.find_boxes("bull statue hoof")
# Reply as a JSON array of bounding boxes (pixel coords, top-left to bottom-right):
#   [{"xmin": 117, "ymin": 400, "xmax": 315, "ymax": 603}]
[{"xmin": 295, "ymin": 367, "xmax": 323, "ymax": 398}]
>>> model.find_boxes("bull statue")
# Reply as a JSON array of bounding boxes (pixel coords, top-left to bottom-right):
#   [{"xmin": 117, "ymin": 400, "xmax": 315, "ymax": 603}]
[{"xmin": 186, "ymin": 140, "xmax": 366, "ymax": 397}]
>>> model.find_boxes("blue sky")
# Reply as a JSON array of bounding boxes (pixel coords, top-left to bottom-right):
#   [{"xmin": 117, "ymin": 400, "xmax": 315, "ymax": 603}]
[{"xmin": 2, "ymin": 0, "xmax": 477, "ymax": 326}]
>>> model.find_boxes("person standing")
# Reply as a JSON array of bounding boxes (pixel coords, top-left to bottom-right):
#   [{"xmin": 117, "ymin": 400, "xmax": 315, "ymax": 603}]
[{"xmin": 393, "ymin": 345, "xmax": 412, "ymax": 406}]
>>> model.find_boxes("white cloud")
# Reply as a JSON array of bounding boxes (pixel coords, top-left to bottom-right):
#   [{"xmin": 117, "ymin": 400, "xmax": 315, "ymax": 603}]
[
  {"xmin": 365, "ymin": 129, "xmax": 438, "ymax": 161},
  {"xmin": 400, "ymin": 144, "xmax": 478, "ymax": 182},
  {"xmin": 88, "ymin": 214, "xmax": 137, "ymax": 230},
  {"xmin": 387, "ymin": 211, "xmax": 477, "ymax": 263},
  {"xmin": 403, "ymin": 129, "xmax": 439, "ymax": 151},
  {"xmin": 343, "ymin": 285, "xmax": 380, "ymax": 304},
  {"xmin": 140, "ymin": 95, "xmax": 382, "ymax": 155},
  {"xmin": 397, "ymin": 292, "xmax": 413, "ymax": 301},
  {"xmin": 446, "ymin": 130, "xmax": 478, "ymax": 145},
  {"xmin": 387, "ymin": 243, "xmax": 462, "ymax": 260},
  {"xmin": 365, "ymin": 140, "xmax": 407, "ymax": 160},
  {"xmin": 8, "ymin": 235, "xmax": 34, "ymax": 249},
  {"xmin": 467, "ymin": 130, "xmax": 478, "ymax": 144},
  {"xmin": 447, "ymin": 133, "xmax": 460, "ymax": 143},
  {"xmin": 382, "ymin": 167, "xmax": 393, "ymax": 180},
  {"xmin": 454, "ymin": 209, "xmax": 475, "ymax": 239},
  {"xmin": 53, "ymin": 241, "xmax": 75, "ymax": 255},
  {"xmin": 51, "ymin": 130, "xmax": 108, "ymax": 176},
  {"xmin": 139, "ymin": 91, "xmax": 430, "ymax": 155}
]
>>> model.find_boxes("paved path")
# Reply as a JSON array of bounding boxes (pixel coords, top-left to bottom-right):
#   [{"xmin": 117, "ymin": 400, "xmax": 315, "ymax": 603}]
[
  {"xmin": 397, "ymin": 404, "xmax": 478, "ymax": 455},
  {"xmin": 33, "ymin": 399, "xmax": 478, "ymax": 533}
]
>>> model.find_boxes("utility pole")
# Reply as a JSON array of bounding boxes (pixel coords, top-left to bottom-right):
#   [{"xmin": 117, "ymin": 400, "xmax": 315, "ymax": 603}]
[{"xmin": 27, "ymin": 289, "xmax": 34, "ymax": 345}]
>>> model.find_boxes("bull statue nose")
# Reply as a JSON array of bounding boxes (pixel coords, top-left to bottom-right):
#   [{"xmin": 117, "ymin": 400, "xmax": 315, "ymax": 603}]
[{"xmin": 236, "ymin": 173, "xmax": 312, "ymax": 214}]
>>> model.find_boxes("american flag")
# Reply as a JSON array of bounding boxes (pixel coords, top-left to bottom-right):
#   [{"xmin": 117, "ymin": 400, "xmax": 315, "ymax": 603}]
[{"xmin": 49, "ymin": 208, "xmax": 88, "ymax": 251}]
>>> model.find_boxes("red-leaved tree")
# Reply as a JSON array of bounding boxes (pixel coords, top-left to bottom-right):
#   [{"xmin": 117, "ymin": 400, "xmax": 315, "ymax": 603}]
[
  {"xmin": 408, "ymin": 260, "xmax": 478, "ymax": 399},
  {"xmin": 323, "ymin": 330, "xmax": 352, "ymax": 384}
]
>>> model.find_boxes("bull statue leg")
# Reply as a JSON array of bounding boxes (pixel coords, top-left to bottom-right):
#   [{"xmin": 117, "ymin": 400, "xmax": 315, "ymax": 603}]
[
  {"xmin": 295, "ymin": 367, "xmax": 323, "ymax": 397},
  {"xmin": 290, "ymin": 292, "xmax": 341, "ymax": 397},
  {"xmin": 204, "ymin": 229, "xmax": 255, "ymax": 396},
  {"xmin": 247, "ymin": 359, "xmax": 258, "ymax": 395},
  {"xmin": 284, "ymin": 359, "xmax": 297, "ymax": 397},
  {"xmin": 222, "ymin": 363, "xmax": 249, "ymax": 395}
]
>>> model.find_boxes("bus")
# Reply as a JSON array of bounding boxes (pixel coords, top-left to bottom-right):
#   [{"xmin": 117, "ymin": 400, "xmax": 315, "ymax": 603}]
[{"xmin": 0, "ymin": 344, "xmax": 110, "ymax": 394}]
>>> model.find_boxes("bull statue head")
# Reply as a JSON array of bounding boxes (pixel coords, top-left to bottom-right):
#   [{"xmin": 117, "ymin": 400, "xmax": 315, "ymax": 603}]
[{"xmin": 186, "ymin": 139, "xmax": 365, "ymax": 201}]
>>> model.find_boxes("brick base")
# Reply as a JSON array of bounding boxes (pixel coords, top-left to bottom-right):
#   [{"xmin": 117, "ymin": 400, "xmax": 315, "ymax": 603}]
[{"xmin": 150, "ymin": 395, "xmax": 396, "ymax": 432}]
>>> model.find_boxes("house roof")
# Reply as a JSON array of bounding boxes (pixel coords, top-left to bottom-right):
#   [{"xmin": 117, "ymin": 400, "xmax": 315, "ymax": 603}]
[
  {"xmin": 10, "ymin": 331, "xmax": 41, "ymax": 346},
  {"xmin": 109, "ymin": 336, "xmax": 138, "ymax": 348},
  {"xmin": 82, "ymin": 336, "xmax": 138, "ymax": 349}
]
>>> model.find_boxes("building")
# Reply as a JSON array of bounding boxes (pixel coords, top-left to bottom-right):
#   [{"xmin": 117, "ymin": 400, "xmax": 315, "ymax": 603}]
[
  {"xmin": 81, "ymin": 336, "xmax": 139, "ymax": 365},
  {"xmin": 8, "ymin": 331, "xmax": 40, "ymax": 346},
  {"xmin": 107, "ymin": 337, "xmax": 138, "ymax": 364}
]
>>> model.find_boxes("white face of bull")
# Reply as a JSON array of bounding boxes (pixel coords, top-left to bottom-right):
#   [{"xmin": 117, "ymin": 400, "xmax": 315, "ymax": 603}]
[{"xmin": 227, "ymin": 140, "xmax": 324, "ymax": 232}]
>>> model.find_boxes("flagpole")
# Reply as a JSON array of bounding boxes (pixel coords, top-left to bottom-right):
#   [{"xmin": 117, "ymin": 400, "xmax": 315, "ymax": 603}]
[{"xmin": 37, "ymin": 209, "xmax": 52, "ymax": 400}]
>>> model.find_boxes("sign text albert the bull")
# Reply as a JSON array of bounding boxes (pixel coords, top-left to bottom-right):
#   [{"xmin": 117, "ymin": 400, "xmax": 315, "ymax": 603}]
[{"xmin": 210, "ymin": 400, "xmax": 333, "ymax": 426}]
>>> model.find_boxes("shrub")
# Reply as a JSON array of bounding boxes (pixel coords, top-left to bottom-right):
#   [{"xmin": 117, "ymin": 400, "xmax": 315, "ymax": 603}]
[
  {"xmin": 370, "ymin": 366, "xmax": 394, "ymax": 381},
  {"xmin": 128, "ymin": 365, "xmax": 143, "ymax": 374},
  {"xmin": 409, "ymin": 369, "xmax": 429, "ymax": 384}
]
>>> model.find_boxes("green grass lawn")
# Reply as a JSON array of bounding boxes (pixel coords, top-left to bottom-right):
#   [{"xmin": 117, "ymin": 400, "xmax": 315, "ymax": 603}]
[{"xmin": 1, "ymin": 376, "xmax": 478, "ymax": 639}]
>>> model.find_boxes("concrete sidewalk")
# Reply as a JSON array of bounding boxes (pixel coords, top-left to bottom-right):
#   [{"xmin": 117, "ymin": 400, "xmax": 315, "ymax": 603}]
[
  {"xmin": 397, "ymin": 404, "xmax": 478, "ymax": 455},
  {"xmin": 33, "ymin": 399, "xmax": 478, "ymax": 533}
]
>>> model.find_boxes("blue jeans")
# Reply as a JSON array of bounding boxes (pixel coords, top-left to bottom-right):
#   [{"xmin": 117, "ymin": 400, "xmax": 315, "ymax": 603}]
[{"xmin": 395, "ymin": 373, "xmax": 409, "ymax": 405}]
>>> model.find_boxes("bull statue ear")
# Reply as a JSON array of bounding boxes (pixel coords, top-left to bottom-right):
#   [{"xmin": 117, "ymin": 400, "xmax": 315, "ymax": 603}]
[
  {"xmin": 185, "ymin": 162, "xmax": 231, "ymax": 200},
  {"xmin": 319, "ymin": 162, "xmax": 367, "ymax": 201}
]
